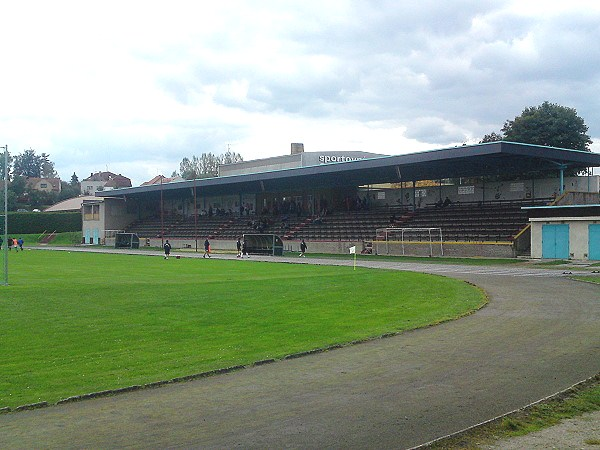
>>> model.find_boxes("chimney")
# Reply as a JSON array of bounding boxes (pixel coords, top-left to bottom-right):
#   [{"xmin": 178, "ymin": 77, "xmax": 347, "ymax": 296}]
[{"xmin": 291, "ymin": 143, "xmax": 304, "ymax": 155}]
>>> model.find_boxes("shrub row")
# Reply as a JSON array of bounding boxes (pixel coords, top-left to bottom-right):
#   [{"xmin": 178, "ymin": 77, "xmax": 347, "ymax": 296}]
[{"xmin": 4, "ymin": 212, "xmax": 82, "ymax": 234}]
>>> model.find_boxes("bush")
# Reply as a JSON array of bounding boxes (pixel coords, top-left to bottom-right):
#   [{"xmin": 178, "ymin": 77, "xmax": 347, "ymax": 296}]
[{"xmin": 4, "ymin": 212, "xmax": 81, "ymax": 234}]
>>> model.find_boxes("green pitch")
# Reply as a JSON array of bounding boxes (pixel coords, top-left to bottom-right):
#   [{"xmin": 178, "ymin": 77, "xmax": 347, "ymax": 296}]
[{"xmin": 0, "ymin": 250, "xmax": 485, "ymax": 409}]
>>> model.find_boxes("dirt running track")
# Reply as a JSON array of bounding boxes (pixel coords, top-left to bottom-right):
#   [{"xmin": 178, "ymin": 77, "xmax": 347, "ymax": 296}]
[{"xmin": 1, "ymin": 251, "xmax": 599, "ymax": 449}]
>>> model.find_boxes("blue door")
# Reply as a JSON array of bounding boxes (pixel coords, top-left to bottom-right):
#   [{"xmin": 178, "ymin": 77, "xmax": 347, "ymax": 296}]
[
  {"xmin": 589, "ymin": 224, "xmax": 600, "ymax": 261},
  {"xmin": 93, "ymin": 229, "xmax": 99, "ymax": 245},
  {"xmin": 84, "ymin": 229, "xmax": 90, "ymax": 244},
  {"xmin": 542, "ymin": 224, "xmax": 569, "ymax": 259}
]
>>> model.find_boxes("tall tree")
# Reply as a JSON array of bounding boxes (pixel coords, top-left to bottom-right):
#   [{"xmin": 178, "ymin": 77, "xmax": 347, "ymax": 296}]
[
  {"xmin": 13, "ymin": 148, "xmax": 58, "ymax": 178},
  {"xmin": 13, "ymin": 148, "xmax": 42, "ymax": 177},
  {"xmin": 70, "ymin": 173, "xmax": 80, "ymax": 186},
  {"xmin": 479, "ymin": 132, "xmax": 503, "ymax": 144},
  {"xmin": 178, "ymin": 151, "xmax": 244, "ymax": 180},
  {"xmin": 41, "ymin": 153, "xmax": 58, "ymax": 178},
  {"xmin": 501, "ymin": 101, "xmax": 592, "ymax": 151},
  {"xmin": 220, "ymin": 150, "xmax": 244, "ymax": 165}
]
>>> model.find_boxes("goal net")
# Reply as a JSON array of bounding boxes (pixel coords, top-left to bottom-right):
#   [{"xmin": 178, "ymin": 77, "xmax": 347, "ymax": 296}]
[{"xmin": 374, "ymin": 227, "xmax": 444, "ymax": 257}]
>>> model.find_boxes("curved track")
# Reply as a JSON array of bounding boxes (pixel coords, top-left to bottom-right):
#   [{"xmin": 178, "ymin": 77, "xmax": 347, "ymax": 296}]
[{"xmin": 1, "ymin": 251, "xmax": 599, "ymax": 449}]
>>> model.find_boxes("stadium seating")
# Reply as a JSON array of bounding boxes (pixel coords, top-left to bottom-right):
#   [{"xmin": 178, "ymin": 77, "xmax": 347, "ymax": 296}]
[{"xmin": 125, "ymin": 200, "xmax": 542, "ymax": 243}]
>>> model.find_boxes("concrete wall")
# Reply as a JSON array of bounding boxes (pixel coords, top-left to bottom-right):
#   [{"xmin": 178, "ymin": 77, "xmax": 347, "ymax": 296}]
[
  {"xmin": 102, "ymin": 237, "xmax": 515, "ymax": 259},
  {"xmin": 367, "ymin": 176, "xmax": 599, "ymax": 210},
  {"xmin": 555, "ymin": 191, "xmax": 600, "ymax": 206}
]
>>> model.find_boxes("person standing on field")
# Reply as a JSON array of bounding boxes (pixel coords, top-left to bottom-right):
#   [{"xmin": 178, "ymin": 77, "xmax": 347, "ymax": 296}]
[
  {"xmin": 299, "ymin": 239, "xmax": 307, "ymax": 257},
  {"xmin": 204, "ymin": 238, "xmax": 211, "ymax": 258},
  {"xmin": 17, "ymin": 237, "xmax": 24, "ymax": 251},
  {"xmin": 236, "ymin": 237, "xmax": 242, "ymax": 258},
  {"xmin": 242, "ymin": 238, "xmax": 249, "ymax": 258},
  {"xmin": 163, "ymin": 240, "xmax": 171, "ymax": 259}
]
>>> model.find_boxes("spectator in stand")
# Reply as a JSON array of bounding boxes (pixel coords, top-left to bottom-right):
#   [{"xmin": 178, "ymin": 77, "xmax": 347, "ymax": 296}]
[{"xmin": 443, "ymin": 196, "xmax": 452, "ymax": 208}]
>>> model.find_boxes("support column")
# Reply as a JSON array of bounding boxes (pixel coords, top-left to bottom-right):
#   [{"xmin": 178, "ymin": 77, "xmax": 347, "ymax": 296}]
[{"xmin": 559, "ymin": 166, "xmax": 565, "ymax": 194}]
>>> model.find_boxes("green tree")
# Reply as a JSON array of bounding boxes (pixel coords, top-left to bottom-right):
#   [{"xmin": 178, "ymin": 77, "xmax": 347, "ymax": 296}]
[
  {"xmin": 10, "ymin": 175, "xmax": 27, "ymax": 198},
  {"xmin": 70, "ymin": 172, "xmax": 79, "ymax": 186},
  {"xmin": 13, "ymin": 148, "xmax": 58, "ymax": 177},
  {"xmin": 41, "ymin": 153, "xmax": 58, "ymax": 178},
  {"xmin": 58, "ymin": 180, "xmax": 80, "ymax": 201},
  {"xmin": 179, "ymin": 151, "xmax": 244, "ymax": 179},
  {"xmin": 501, "ymin": 101, "xmax": 592, "ymax": 151},
  {"xmin": 479, "ymin": 132, "xmax": 503, "ymax": 144}
]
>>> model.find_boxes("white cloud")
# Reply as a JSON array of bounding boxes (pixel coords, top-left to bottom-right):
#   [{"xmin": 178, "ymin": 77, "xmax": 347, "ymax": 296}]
[{"xmin": 1, "ymin": 0, "xmax": 599, "ymax": 186}]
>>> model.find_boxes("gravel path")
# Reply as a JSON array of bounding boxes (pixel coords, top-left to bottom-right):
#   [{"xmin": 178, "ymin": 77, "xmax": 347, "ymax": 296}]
[
  {"xmin": 1, "ymin": 249, "xmax": 598, "ymax": 449},
  {"xmin": 483, "ymin": 410, "xmax": 600, "ymax": 449}
]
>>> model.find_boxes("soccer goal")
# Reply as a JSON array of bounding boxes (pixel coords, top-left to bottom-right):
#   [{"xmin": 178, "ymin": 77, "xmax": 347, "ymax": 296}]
[
  {"xmin": 374, "ymin": 227, "xmax": 444, "ymax": 257},
  {"xmin": 115, "ymin": 232, "xmax": 140, "ymax": 249}
]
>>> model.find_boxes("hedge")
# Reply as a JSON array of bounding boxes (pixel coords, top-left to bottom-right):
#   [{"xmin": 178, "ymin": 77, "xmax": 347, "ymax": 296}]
[{"xmin": 3, "ymin": 212, "xmax": 82, "ymax": 234}]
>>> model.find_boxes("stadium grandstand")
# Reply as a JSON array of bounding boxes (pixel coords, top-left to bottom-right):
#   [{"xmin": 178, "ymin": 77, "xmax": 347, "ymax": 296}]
[{"xmin": 84, "ymin": 141, "xmax": 600, "ymax": 258}]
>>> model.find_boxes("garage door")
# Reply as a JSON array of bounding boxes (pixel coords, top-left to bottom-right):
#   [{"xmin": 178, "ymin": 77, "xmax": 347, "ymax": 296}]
[
  {"xmin": 589, "ymin": 224, "xmax": 600, "ymax": 260},
  {"xmin": 542, "ymin": 224, "xmax": 569, "ymax": 259}
]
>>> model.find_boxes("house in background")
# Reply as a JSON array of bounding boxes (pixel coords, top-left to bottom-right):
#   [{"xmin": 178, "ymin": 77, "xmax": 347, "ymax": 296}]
[
  {"xmin": 81, "ymin": 171, "xmax": 132, "ymax": 195},
  {"xmin": 141, "ymin": 174, "xmax": 185, "ymax": 185},
  {"xmin": 26, "ymin": 177, "xmax": 62, "ymax": 193}
]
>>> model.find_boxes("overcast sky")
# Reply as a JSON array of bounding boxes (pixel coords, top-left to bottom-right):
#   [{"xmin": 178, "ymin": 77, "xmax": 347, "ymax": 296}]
[{"xmin": 2, "ymin": 0, "xmax": 600, "ymax": 185}]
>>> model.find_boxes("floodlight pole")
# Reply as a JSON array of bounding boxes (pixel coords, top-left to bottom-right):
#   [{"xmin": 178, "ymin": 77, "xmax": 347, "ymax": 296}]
[
  {"xmin": 160, "ymin": 176, "xmax": 164, "ymax": 248},
  {"xmin": 1, "ymin": 144, "xmax": 8, "ymax": 286},
  {"xmin": 193, "ymin": 177, "xmax": 198, "ymax": 252}
]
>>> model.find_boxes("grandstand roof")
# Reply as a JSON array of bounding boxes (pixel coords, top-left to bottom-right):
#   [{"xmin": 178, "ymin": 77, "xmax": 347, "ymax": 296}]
[{"xmin": 99, "ymin": 141, "xmax": 600, "ymax": 199}]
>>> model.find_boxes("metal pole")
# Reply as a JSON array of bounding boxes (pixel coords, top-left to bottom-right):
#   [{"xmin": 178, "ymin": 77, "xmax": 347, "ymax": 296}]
[
  {"xmin": 160, "ymin": 176, "xmax": 164, "ymax": 247},
  {"xmin": 194, "ymin": 177, "xmax": 198, "ymax": 252},
  {"xmin": 559, "ymin": 166, "xmax": 564, "ymax": 195},
  {"xmin": 2, "ymin": 145, "xmax": 8, "ymax": 286}
]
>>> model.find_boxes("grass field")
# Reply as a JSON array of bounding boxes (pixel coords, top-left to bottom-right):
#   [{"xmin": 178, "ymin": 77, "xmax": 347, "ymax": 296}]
[
  {"xmin": 0, "ymin": 250, "xmax": 485, "ymax": 409},
  {"xmin": 571, "ymin": 276, "xmax": 600, "ymax": 284}
]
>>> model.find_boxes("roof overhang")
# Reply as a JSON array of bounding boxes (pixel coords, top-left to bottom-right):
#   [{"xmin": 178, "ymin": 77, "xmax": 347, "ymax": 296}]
[{"xmin": 98, "ymin": 142, "xmax": 600, "ymax": 200}]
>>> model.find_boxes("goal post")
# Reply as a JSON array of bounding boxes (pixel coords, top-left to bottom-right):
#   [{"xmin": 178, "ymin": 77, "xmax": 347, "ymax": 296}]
[{"xmin": 374, "ymin": 227, "xmax": 444, "ymax": 257}]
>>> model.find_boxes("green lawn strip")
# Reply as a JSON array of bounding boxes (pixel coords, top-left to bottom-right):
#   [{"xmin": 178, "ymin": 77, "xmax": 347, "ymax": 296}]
[
  {"xmin": 426, "ymin": 377, "xmax": 600, "ymax": 449},
  {"xmin": 5, "ymin": 232, "xmax": 82, "ymax": 247},
  {"xmin": 570, "ymin": 276, "xmax": 600, "ymax": 284},
  {"xmin": 279, "ymin": 252, "xmax": 521, "ymax": 266},
  {"xmin": 530, "ymin": 259, "xmax": 570, "ymax": 266},
  {"xmin": 0, "ymin": 251, "xmax": 485, "ymax": 409}
]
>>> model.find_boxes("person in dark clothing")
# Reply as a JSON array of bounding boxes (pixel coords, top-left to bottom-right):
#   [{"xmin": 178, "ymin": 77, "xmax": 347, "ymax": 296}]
[
  {"xmin": 163, "ymin": 240, "xmax": 171, "ymax": 259},
  {"xmin": 236, "ymin": 238, "xmax": 242, "ymax": 258},
  {"xmin": 204, "ymin": 238, "xmax": 211, "ymax": 258},
  {"xmin": 299, "ymin": 239, "xmax": 307, "ymax": 257},
  {"xmin": 242, "ymin": 238, "xmax": 249, "ymax": 258}
]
